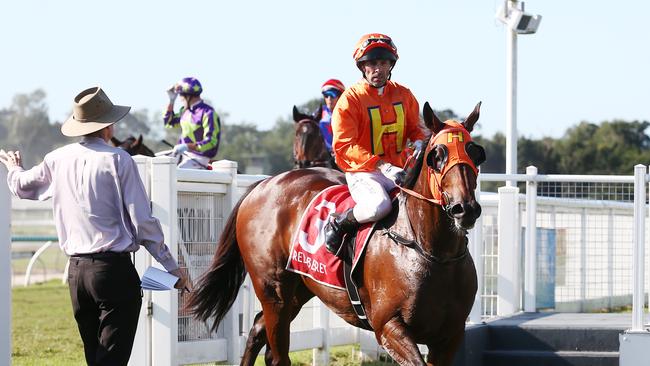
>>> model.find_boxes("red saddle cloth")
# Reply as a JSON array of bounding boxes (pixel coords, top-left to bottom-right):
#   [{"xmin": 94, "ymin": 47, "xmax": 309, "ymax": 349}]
[{"xmin": 285, "ymin": 185, "xmax": 374, "ymax": 290}]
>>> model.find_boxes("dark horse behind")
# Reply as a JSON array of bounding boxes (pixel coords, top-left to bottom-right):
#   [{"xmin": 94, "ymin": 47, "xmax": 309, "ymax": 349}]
[
  {"xmin": 292, "ymin": 105, "xmax": 338, "ymax": 170},
  {"xmin": 111, "ymin": 135, "xmax": 154, "ymax": 156},
  {"xmin": 187, "ymin": 102, "xmax": 485, "ymax": 365}
]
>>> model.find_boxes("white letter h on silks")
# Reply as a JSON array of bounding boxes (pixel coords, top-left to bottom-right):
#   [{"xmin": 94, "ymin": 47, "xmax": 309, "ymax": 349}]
[{"xmin": 298, "ymin": 200, "xmax": 337, "ymax": 254}]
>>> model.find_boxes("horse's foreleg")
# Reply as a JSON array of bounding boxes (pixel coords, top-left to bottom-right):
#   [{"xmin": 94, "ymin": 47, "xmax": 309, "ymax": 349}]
[
  {"xmin": 425, "ymin": 329, "xmax": 465, "ymax": 366},
  {"xmin": 377, "ymin": 317, "xmax": 427, "ymax": 366},
  {"xmin": 240, "ymin": 311, "xmax": 266, "ymax": 366}
]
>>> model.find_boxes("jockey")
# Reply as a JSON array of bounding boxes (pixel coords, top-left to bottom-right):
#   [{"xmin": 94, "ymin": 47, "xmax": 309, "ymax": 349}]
[
  {"xmin": 324, "ymin": 33, "xmax": 425, "ymax": 255},
  {"xmin": 164, "ymin": 77, "xmax": 221, "ymax": 169},
  {"xmin": 318, "ymin": 78, "xmax": 346, "ymax": 153}
]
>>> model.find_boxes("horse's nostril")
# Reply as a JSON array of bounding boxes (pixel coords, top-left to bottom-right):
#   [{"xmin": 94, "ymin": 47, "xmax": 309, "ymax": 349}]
[{"xmin": 450, "ymin": 203, "xmax": 465, "ymax": 217}]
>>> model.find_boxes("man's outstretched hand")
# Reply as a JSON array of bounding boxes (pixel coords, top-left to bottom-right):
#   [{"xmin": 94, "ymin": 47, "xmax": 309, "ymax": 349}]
[{"xmin": 0, "ymin": 149, "xmax": 22, "ymax": 170}]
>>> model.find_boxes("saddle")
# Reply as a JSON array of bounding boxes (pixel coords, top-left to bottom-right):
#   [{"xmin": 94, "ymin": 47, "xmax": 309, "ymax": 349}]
[{"xmin": 286, "ymin": 184, "xmax": 401, "ymax": 330}]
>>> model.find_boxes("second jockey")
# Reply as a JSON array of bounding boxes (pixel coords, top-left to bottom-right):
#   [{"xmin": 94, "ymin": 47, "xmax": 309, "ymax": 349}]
[
  {"xmin": 164, "ymin": 77, "xmax": 221, "ymax": 169},
  {"xmin": 324, "ymin": 33, "xmax": 425, "ymax": 256},
  {"xmin": 318, "ymin": 78, "xmax": 345, "ymax": 154}
]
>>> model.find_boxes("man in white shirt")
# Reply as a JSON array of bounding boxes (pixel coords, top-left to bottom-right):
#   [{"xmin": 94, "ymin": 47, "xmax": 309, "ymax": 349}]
[{"xmin": 0, "ymin": 87, "xmax": 190, "ymax": 366}]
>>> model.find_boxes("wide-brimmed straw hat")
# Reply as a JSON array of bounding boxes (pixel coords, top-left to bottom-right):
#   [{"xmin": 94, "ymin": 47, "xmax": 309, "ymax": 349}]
[{"xmin": 61, "ymin": 87, "xmax": 131, "ymax": 137}]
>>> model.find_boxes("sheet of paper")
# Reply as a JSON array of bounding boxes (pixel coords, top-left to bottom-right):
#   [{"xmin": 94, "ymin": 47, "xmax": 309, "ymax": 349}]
[{"xmin": 141, "ymin": 266, "xmax": 178, "ymax": 291}]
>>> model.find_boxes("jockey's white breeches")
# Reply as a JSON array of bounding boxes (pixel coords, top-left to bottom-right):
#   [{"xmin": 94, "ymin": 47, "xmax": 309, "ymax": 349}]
[
  {"xmin": 345, "ymin": 170, "xmax": 397, "ymax": 223},
  {"xmin": 178, "ymin": 152, "xmax": 210, "ymax": 170}
]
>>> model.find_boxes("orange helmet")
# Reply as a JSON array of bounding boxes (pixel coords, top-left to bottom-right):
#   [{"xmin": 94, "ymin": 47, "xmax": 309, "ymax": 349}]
[{"xmin": 352, "ymin": 33, "xmax": 399, "ymax": 65}]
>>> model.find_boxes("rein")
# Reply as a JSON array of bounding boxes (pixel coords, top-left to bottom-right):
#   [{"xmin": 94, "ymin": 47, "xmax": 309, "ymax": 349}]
[
  {"xmin": 384, "ymin": 135, "xmax": 475, "ymax": 264},
  {"xmin": 381, "ymin": 229, "xmax": 469, "ymax": 264},
  {"xmin": 398, "ymin": 153, "xmax": 454, "ymax": 218},
  {"xmin": 380, "ymin": 193, "xmax": 468, "ymax": 265}
]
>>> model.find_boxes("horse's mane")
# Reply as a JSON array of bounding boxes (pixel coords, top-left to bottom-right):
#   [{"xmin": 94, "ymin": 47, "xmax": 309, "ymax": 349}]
[{"xmin": 402, "ymin": 135, "xmax": 432, "ymax": 189}]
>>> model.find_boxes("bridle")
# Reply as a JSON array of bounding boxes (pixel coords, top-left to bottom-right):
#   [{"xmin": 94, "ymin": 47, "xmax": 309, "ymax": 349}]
[
  {"xmin": 398, "ymin": 123, "xmax": 481, "ymax": 218},
  {"xmin": 385, "ymin": 123, "xmax": 484, "ymax": 263}
]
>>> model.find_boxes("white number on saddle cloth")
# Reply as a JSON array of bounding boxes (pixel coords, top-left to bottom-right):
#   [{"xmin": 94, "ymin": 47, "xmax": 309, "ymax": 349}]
[{"xmin": 298, "ymin": 200, "xmax": 337, "ymax": 254}]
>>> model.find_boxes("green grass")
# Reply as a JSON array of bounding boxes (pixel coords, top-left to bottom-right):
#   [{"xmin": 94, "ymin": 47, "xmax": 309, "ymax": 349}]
[
  {"xmin": 248, "ymin": 345, "xmax": 393, "ymax": 366},
  {"xmin": 11, "ymin": 246, "xmax": 68, "ymax": 275},
  {"xmin": 12, "ymin": 280, "xmax": 85, "ymax": 366},
  {"xmin": 13, "ymin": 281, "xmax": 394, "ymax": 365}
]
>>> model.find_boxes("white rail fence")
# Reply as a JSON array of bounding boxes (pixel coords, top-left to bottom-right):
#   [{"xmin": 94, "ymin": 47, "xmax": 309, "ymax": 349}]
[
  {"xmin": 4, "ymin": 159, "xmax": 649, "ymax": 365},
  {"xmin": 126, "ymin": 158, "xmax": 650, "ymax": 365}
]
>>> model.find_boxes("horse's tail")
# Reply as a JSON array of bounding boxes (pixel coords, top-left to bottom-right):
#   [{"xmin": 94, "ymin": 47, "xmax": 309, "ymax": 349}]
[{"xmin": 185, "ymin": 180, "xmax": 262, "ymax": 332}]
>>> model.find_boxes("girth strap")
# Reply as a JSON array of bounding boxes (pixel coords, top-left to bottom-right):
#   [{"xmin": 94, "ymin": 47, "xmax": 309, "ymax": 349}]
[{"xmin": 343, "ymin": 235, "xmax": 373, "ymax": 330}]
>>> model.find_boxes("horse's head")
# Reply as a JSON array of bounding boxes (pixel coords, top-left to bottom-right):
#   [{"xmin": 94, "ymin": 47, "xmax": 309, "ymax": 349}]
[
  {"xmin": 111, "ymin": 135, "xmax": 155, "ymax": 157},
  {"xmin": 292, "ymin": 105, "xmax": 330, "ymax": 169},
  {"xmin": 408, "ymin": 102, "xmax": 485, "ymax": 231}
]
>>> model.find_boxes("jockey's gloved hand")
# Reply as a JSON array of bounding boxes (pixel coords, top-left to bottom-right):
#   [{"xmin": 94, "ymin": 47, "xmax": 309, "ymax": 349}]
[
  {"xmin": 412, "ymin": 140, "xmax": 424, "ymax": 161},
  {"xmin": 166, "ymin": 86, "xmax": 177, "ymax": 105},
  {"xmin": 378, "ymin": 161, "xmax": 406, "ymax": 186},
  {"xmin": 172, "ymin": 143, "xmax": 189, "ymax": 155}
]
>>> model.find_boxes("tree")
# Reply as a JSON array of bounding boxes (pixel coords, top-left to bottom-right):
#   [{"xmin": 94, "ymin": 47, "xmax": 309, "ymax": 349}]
[
  {"xmin": 473, "ymin": 132, "xmax": 505, "ymax": 174},
  {"xmin": 218, "ymin": 122, "xmax": 264, "ymax": 173},
  {"xmin": 0, "ymin": 89, "xmax": 71, "ymax": 168},
  {"xmin": 518, "ymin": 136, "xmax": 559, "ymax": 174}
]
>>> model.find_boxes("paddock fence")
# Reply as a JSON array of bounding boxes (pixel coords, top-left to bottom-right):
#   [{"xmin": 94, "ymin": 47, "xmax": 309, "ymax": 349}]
[{"xmin": 4, "ymin": 159, "xmax": 649, "ymax": 365}]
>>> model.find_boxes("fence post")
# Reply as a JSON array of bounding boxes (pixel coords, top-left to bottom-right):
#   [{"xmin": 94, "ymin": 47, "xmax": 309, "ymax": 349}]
[
  {"xmin": 631, "ymin": 164, "xmax": 647, "ymax": 332},
  {"xmin": 130, "ymin": 156, "xmax": 153, "ymax": 366},
  {"xmin": 0, "ymin": 167, "xmax": 11, "ymax": 366},
  {"xmin": 579, "ymin": 208, "xmax": 587, "ymax": 312},
  {"xmin": 211, "ymin": 160, "xmax": 242, "ymax": 364},
  {"xmin": 619, "ymin": 164, "xmax": 650, "ymax": 366},
  {"xmin": 524, "ymin": 166, "xmax": 537, "ymax": 312},
  {"xmin": 607, "ymin": 208, "xmax": 614, "ymax": 310},
  {"xmin": 212, "ymin": 160, "xmax": 239, "ymax": 208},
  {"xmin": 497, "ymin": 185, "xmax": 520, "ymax": 316},
  {"xmin": 468, "ymin": 176, "xmax": 484, "ymax": 323},
  {"xmin": 312, "ymin": 299, "xmax": 330, "ymax": 365},
  {"xmin": 150, "ymin": 156, "xmax": 178, "ymax": 365}
]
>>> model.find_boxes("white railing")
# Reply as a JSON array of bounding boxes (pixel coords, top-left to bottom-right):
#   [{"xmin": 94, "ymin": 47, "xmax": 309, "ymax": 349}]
[
  {"xmin": 478, "ymin": 166, "xmax": 648, "ymax": 325},
  {"xmin": 79, "ymin": 158, "xmax": 650, "ymax": 365},
  {"xmin": 4, "ymin": 159, "xmax": 649, "ymax": 365}
]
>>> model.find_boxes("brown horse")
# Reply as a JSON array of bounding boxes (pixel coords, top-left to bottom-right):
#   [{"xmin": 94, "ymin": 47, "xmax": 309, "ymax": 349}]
[
  {"xmin": 292, "ymin": 105, "xmax": 337, "ymax": 169},
  {"xmin": 187, "ymin": 102, "xmax": 485, "ymax": 366},
  {"xmin": 111, "ymin": 135, "xmax": 155, "ymax": 156}
]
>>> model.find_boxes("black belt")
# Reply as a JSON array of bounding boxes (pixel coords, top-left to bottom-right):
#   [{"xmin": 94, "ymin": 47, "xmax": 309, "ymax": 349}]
[{"xmin": 71, "ymin": 252, "xmax": 131, "ymax": 259}]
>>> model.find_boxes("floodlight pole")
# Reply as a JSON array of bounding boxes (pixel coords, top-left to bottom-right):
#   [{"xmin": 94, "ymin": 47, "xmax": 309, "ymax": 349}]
[{"xmin": 505, "ymin": 0, "xmax": 518, "ymax": 187}]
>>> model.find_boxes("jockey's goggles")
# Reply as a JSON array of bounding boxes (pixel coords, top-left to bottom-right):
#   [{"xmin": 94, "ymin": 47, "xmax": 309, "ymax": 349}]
[
  {"xmin": 322, "ymin": 90, "xmax": 341, "ymax": 99},
  {"xmin": 360, "ymin": 37, "xmax": 396, "ymax": 52}
]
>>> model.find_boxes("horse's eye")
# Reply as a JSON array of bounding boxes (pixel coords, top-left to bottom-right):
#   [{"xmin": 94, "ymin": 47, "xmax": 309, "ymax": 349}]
[
  {"xmin": 426, "ymin": 144, "xmax": 448, "ymax": 172},
  {"xmin": 465, "ymin": 142, "xmax": 486, "ymax": 166}
]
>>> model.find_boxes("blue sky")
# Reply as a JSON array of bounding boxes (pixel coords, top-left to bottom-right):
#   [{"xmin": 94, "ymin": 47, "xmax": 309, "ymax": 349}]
[{"xmin": 2, "ymin": 0, "xmax": 648, "ymax": 139}]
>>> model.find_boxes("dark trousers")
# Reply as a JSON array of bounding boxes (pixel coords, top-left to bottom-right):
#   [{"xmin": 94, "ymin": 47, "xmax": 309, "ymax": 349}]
[{"xmin": 68, "ymin": 254, "xmax": 142, "ymax": 366}]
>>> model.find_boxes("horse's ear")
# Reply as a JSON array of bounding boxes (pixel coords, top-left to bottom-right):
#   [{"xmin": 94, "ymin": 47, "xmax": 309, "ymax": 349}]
[
  {"xmin": 292, "ymin": 106, "xmax": 301, "ymax": 123},
  {"xmin": 110, "ymin": 137, "xmax": 121, "ymax": 147},
  {"xmin": 312, "ymin": 104, "xmax": 323, "ymax": 121},
  {"xmin": 132, "ymin": 134, "xmax": 143, "ymax": 147},
  {"xmin": 463, "ymin": 101, "xmax": 482, "ymax": 133},
  {"xmin": 423, "ymin": 102, "xmax": 444, "ymax": 134}
]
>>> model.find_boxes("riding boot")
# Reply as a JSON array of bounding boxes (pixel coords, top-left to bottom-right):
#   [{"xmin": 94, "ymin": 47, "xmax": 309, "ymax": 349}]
[{"xmin": 324, "ymin": 208, "xmax": 359, "ymax": 257}]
